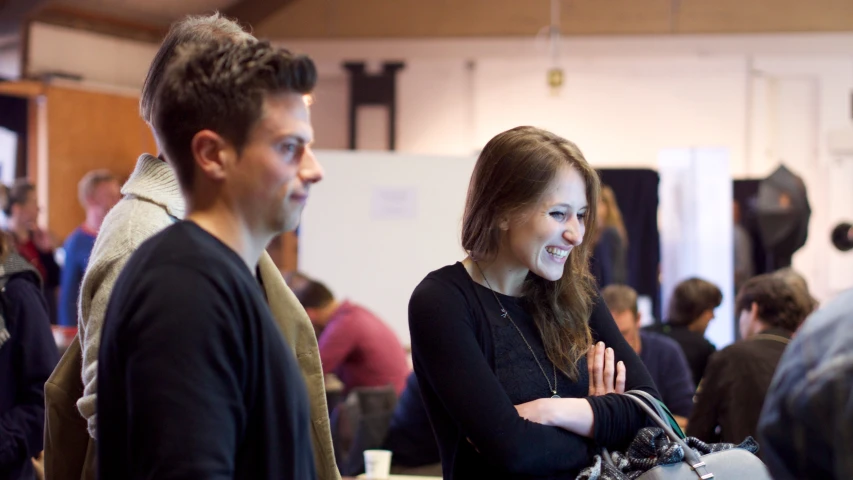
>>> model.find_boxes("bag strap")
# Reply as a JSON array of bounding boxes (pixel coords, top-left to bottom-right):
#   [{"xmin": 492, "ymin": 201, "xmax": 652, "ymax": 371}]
[
  {"xmin": 620, "ymin": 393, "xmax": 715, "ymax": 480},
  {"xmin": 626, "ymin": 390, "xmax": 686, "ymax": 439}
]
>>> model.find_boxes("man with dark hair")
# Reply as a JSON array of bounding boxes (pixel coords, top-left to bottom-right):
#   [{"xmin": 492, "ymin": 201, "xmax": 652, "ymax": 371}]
[
  {"xmin": 286, "ymin": 271, "xmax": 410, "ymax": 395},
  {"xmin": 44, "ymin": 13, "xmax": 338, "ymax": 480},
  {"xmin": 602, "ymin": 285, "xmax": 694, "ymax": 428},
  {"xmin": 58, "ymin": 170, "xmax": 120, "ymax": 327},
  {"xmin": 97, "ymin": 40, "xmax": 322, "ymax": 479},
  {"xmin": 645, "ymin": 277, "xmax": 722, "ymax": 385},
  {"xmin": 687, "ymin": 274, "xmax": 808, "ymax": 446}
]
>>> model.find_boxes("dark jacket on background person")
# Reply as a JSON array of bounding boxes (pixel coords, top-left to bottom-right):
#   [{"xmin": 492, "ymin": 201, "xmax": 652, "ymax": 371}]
[
  {"xmin": 686, "ymin": 327, "xmax": 793, "ymax": 446},
  {"xmin": 644, "ymin": 323, "xmax": 716, "ymax": 387},
  {"xmin": 637, "ymin": 331, "xmax": 695, "ymax": 418},
  {"xmin": 0, "ymin": 254, "xmax": 59, "ymax": 480},
  {"xmin": 591, "ymin": 227, "xmax": 627, "ymax": 288},
  {"xmin": 383, "ymin": 372, "xmax": 440, "ymax": 469}
]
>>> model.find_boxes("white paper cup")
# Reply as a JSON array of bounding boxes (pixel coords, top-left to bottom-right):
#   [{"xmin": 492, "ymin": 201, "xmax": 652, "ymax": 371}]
[{"xmin": 363, "ymin": 449, "xmax": 392, "ymax": 479}]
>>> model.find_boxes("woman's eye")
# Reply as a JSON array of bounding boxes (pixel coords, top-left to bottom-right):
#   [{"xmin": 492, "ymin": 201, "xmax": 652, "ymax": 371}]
[
  {"xmin": 550, "ymin": 211, "xmax": 566, "ymax": 221},
  {"xmin": 577, "ymin": 213, "xmax": 586, "ymax": 221}
]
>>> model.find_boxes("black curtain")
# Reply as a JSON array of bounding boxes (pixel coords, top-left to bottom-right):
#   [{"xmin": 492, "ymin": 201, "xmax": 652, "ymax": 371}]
[
  {"xmin": 598, "ymin": 169, "xmax": 661, "ymax": 320},
  {"xmin": 733, "ymin": 179, "xmax": 769, "ymax": 276}
]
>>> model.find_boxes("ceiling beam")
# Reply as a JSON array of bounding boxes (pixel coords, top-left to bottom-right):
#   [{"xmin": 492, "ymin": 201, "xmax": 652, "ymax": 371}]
[
  {"xmin": 0, "ymin": 0, "xmax": 51, "ymax": 36},
  {"xmin": 225, "ymin": 0, "xmax": 298, "ymax": 32},
  {"xmin": 30, "ymin": 5, "xmax": 166, "ymax": 44},
  {"xmin": 254, "ymin": 0, "xmax": 853, "ymax": 38}
]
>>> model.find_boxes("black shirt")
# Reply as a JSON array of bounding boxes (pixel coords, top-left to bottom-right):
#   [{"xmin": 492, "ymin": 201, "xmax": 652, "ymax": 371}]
[
  {"xmin": 97, "ymin": 221, "xmax": 316, "ymax": 480},
  {"xmin": 409, "ymin": 263, "xmax": 658, "ymax": 479},
  {"xmin": 644, "ymin": 323, "xmax": 716, "ymax": 386}
]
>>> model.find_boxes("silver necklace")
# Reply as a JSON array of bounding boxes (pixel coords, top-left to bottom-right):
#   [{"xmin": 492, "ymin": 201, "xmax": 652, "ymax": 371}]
[{"xmin": 474, "ymin": 261, "xmax": 560, "ymax": 399}]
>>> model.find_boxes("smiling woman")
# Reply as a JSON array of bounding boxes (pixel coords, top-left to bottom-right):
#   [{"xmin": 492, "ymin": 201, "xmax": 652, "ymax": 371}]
[{"xmin": 408, "ymin": 126, "xmax": 659, "ymax": 480}]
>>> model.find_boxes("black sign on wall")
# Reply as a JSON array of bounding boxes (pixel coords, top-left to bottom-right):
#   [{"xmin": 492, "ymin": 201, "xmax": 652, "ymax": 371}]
[{"xmin": 342, "ymin": 61, "xmax": 405, "ymax": 151}]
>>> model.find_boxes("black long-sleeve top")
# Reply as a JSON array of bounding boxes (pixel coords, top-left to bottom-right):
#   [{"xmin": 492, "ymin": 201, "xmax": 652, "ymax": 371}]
[
  {"xmin": 0, "ymin": 272, "xmax": 58, "ymax": 480},
  {"xmin": 409, "ymin": 263, "xmax": 658, "ymax": 479}
]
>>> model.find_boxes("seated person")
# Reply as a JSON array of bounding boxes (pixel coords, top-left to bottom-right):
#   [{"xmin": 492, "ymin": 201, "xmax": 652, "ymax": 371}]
[
  {"xmin": 383, "ymin": 372, "xmax": 441, "ymax": 475},
  {"xmin": 602, "ymin": 284, "xmax": 694, "ymax": 428},
  {"xmin": 687, "ymin": 274, "xmax": 809, "ymax": 446},
  {"xmin": 286, "ymin": 272, "xmax": 410, "ymax": 395},
  {"xmin": 645, "ymin": 277, "xmax": 722, "ymax": 385}
]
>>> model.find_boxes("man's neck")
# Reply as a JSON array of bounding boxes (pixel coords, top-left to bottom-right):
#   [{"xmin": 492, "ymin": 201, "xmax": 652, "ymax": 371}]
[
  {"xmin": 631, "ymin": 333, "xmax": 642, "ymax": 355},
  {"xmin": 186, "ymin": 206, "xmax": 272, "ymax": 273},
  {"xmin": 687, "ymin": 322, "xmax": 706, "ymax": 334},
  {"xmin": 83, "ymin": 213, "xmax": 103, "ymax": 235}
]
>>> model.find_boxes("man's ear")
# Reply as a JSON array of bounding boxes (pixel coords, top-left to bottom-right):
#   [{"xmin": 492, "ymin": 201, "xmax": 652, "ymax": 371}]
[{"xmin": 191, "ymin": 130, "xmax": 229, "ymax": 182}]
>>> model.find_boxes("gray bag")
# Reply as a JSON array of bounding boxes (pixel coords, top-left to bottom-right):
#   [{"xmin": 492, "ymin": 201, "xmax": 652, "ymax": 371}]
[{"xmin": 605, "ymin": 391, "xmax": 772, "ymax": 480}]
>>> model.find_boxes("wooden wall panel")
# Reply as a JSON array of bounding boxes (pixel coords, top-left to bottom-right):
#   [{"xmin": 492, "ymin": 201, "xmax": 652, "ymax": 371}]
[
  {"xmin": 255, "ymin": 0, "xmax": 853, "ymax": 38},
  {"xmin": 44, "ymin": 85, "xmax": 156, "ymax": 239}
]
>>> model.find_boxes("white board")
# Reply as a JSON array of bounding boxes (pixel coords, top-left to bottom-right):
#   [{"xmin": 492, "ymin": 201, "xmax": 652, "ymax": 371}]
[
  {"xmin": 299, "ymin": 150, "xmax": 477, "ymax": 345},
  {"xmin": 659, "ymin": 148, "xmax": 735, "ymax": 348}
]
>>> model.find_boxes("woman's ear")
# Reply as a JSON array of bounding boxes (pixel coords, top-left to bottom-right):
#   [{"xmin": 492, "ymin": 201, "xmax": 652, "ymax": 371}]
[{"xmin": 498, "ymin": 214, "xmax": 511, "ymax": 231}]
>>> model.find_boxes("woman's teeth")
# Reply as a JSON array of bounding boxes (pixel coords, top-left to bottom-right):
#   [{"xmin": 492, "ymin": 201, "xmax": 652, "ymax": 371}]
[{"xmin": 546, "ymin": 247, "xmax": 568, "ymax": 259}]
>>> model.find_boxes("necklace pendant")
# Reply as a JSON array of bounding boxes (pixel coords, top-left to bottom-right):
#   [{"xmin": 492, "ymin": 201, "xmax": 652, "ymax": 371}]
[
  {"xmin": 500, "ymin": 309, "xmax": 508, "ymax": 318},
  {"xmin": 551, "ymin": 394, "xmax": 561, "ymax": 399}
]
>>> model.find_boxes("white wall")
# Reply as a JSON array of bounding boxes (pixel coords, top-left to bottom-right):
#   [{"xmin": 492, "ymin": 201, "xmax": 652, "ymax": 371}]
[
  {"xmin": 292, "ymin": 35, "xmax": 853, "ymax": 302},
  {"xmin": 23, "ymin": 24, "xmax": 853, "ymax": 300},
  {"xmin": 28, "ymin": 22, "xmax": 157, "ymax": 88},
  {"xmin": 0, "ymin": 44, "xmax": 20, "ymax": 79},
  {"xmin": 299, "ymin": 151, "xmax": 476, "ymax": 344}
]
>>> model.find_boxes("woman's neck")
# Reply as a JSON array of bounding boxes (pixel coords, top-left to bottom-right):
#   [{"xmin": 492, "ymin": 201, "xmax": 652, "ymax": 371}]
[{"xmin": 463, "ymin": 252, "xmax": 529, "ymax": 297}]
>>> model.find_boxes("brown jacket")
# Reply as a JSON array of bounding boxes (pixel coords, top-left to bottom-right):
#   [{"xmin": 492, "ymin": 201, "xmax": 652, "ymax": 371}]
[
  {"xmin": 686, "ymin": 327, "xmax": 793, "ymax": 447},
  {"xmin": 43, "ymin": 252, "xmax": 340, "ymax": 480}
]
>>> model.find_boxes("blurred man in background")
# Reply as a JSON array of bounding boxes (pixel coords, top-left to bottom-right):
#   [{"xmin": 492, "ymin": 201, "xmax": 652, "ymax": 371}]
[
  {"xmin": 286, "ymin": 272, "xmax": 410, "ymax": 396},
  {"xmin": 602, "ymin": 284, "xmax": 694, "ymax": 429},
  {"xmin": 58, "ymin": 170, "xmax": 120, "ymax": 327}
]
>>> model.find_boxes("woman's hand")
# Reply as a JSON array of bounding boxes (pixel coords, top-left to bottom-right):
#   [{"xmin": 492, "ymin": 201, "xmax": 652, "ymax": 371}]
[{"xmin": 587, "ymin": 341, "xmax": 626, "ymax": 396}]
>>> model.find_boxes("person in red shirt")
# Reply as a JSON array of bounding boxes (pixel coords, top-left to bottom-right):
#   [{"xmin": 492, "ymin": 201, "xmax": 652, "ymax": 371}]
[
  {"xmin": 1, "ymin": 180, "xmax": 60, "ymax": 321},
  {"xmin": 286, "ymin": 272, "xmax": 410, "ymax": 395}
]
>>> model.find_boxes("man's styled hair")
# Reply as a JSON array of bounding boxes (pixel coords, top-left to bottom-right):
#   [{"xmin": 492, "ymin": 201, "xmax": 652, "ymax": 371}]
[
  {"xmin": 140, "ymin": 12, "xmax": 252, "ymax": 124},
  {"xmin": 284, "ymin": 271, "xmax": 334, "ymax": 309},
  {"xmin": 151, "ymin": 40, "xmax": 317, "ymax": 190},
  {"xmin": 78, "ymin": 169, "xmax": 117, "ymax": 206},
  {"xmin": 736, "ymin": 274, "xmax": 809, "ymax": 332},
  {"xmin": 667, "ymin": 278, "xmax": 723, "ymax": 327},
  {"xmin": 601, "ymin": 284, "xmax": 639, "ymax": 317}
]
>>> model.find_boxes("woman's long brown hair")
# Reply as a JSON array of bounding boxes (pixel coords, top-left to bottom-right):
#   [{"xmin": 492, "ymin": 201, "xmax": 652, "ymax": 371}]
[
  {"xmin": 598, "ymin": 185, "xmax": 628, "ymax": 245},
  {"xmin": 462, "ymin": 126, "xmax": 601, "ymax": 380}
]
